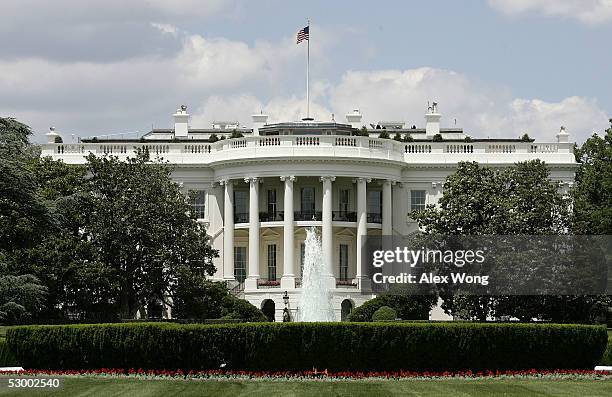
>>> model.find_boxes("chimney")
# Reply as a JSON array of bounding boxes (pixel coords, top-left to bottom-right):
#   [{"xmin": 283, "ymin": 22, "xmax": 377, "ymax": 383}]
[
  {"xmin": 557, "ymin": 126, "xmax": 569, "ymax": 143},
  {"xmin": 46, "ymin": 126, "xmax": 62, "ymax": 143},
  {"xmin": 173, "ymin": 105, "xmax": 190, "ymax": 137},
  {"xmin": 345, "ymin": 109, "xmax": 363, "ymax": 129},
  {"xmin": 425, "ymin": 101, "xmax": 441, "ymax": 138},
  {"xmin": 251, "ymin": 112, "xmax": 268, "ymax": 136}
]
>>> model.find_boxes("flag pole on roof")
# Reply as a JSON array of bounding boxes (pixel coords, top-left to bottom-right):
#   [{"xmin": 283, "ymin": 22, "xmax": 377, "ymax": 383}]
[{"xmin": 297, "ymin": 20, "xmax": 311, "ymax": 120}]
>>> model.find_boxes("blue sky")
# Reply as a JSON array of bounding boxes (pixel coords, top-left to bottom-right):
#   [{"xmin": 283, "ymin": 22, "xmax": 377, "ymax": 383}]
[{"xmin": 1, "ymin": 0, "xmax": 610, "ymax": 143}]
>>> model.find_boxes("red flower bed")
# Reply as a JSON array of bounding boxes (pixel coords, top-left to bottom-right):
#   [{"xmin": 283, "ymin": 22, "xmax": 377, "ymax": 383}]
[
  {"xmin": 1, "ymin": 368, "xmax": 611, "ymax": 380},
  {"xmin": 257, "ymin": 280, "xmax": 280, "ymax": 287}
]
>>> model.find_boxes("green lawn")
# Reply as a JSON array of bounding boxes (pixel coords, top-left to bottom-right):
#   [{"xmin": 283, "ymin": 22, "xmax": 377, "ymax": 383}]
[{"xmin": 0, "ymin": 377, "xmax": 611, "ymax": 397}]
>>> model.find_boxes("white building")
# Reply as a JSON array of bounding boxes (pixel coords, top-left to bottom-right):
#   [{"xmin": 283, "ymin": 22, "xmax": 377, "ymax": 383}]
[{"xmin": 41, "ymin": 104, "xmax": 577, "ymax": 321}]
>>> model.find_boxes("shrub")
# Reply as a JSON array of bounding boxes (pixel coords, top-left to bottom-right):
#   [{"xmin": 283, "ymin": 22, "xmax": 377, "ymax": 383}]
[
  {"xmin": 521, "ymin": 133, "xmax": 532, "ymax": 142},
  {"xmin": 229, "ymin": 130, "xmax": 244, "ymax": 139},
  {"xmin": 372, "ymin": 306, "xmax": 397, "ymax": 321},
  {"xmin": 378, "ymin": 130, "xmax": 390, "ymax": 139},
  {"xmin": 347, "ymin": 295, "xmax": 436, "ymax": 322},
  {"xmin": 208, "ymin": 134, "xmax": 219, "ymax": 143},
  {"xmin": 432, "ymin": 133, "xmax": 443, "ymax": 142},
  {"xmin": 600, "ymin": 335, "xmax": 612, "ymax": 365},
  {"xmin": 0, "ymin": 338, "xmax": 17, "ymax": 366},
  {"xmin": 403, "ymin": 134, "xmax": 414, "ymax": 142},
  {"xmin": 6, "ymin": 322, "xmax": 606, "ymax": 372},
  {"xmin": 356, "ymin": 126, "xmax": 369, "ymax": 136},
  {"xmin": 393, "ymin": 133, "xmax": 402, "ymax": 141},
  {"xmin": 221, "ymin": 295, "xmax": 267, "ymax": 322}
]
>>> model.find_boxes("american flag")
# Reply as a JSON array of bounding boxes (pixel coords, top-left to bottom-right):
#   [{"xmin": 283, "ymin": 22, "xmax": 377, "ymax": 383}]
[{"xmin": 296, "ymin": 26, "xmax": 309, "ymax": 44}]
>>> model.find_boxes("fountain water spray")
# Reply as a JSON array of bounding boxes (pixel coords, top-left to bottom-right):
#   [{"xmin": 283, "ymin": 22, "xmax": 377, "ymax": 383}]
[{"xmin": 298, "ymin": 227, "xmax": 336, "ymax": 321}]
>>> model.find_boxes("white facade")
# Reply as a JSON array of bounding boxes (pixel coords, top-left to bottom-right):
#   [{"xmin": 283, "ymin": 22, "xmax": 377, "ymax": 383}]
[{"xmin": 41, "ymin": 107, "xmax": 577, "ymax": 321}]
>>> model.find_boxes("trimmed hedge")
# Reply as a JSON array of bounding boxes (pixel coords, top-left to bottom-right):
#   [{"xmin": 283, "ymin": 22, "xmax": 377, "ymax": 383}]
[
  {"xmin": 6, "ymin": 322, "xmax": 607, "ymax": 372},
  {"xmin": 0, "ymin": 339, "xmax": 17, "ymax": 367}
]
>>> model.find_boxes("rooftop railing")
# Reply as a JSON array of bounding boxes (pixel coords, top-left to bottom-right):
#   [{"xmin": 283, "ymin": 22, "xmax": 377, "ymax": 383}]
[{"xmin": 42, "ymin": 135, "xmax": 573, "ymax": 165}]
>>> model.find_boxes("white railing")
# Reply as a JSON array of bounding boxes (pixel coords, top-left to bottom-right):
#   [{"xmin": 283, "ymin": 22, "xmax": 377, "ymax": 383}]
[{"xmin": 43, "ymin": 136, "xmax": 572, "ymax": 165}]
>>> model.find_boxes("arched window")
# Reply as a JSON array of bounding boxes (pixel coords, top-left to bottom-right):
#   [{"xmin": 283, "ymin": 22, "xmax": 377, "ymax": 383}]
[
  {"xmin": 341, "ymin": 299, "xmax": 353, "ymax": 321},
  {"xmin": 261, "ymin": 299, "xmax": 276, "ymax": 322}
]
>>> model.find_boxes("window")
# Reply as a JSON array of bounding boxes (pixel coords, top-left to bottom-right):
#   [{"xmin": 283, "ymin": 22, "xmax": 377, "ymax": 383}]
[
  {"xmin": 411, "ymin": 190, "xmax": 426, "ymax": 212},
  {"xmin": 339, "ymin": 189, "xmax": 350, "ymax": 214},
  {"xmin": 368, "ymin": 190, "xmax": 382, "ymax": 215},
  {"xmin": 301, "ymin": 187, "xmax": 315, "ymax": 215},
  {"xmin": 267, "ymin": 189, "xmax": 277, "ymax": 216},
  {"xmin": 267, "ymin": 244, "xmax": 277, "ymax": 281},
  {"xmin": 300, "ymin": 243, "xmax": 305, "ymax": 277},
  {"xmin": 233, "ymin": 190, "xmax": 248, "ymax": 223},
  {"xmin": 191, "ymin": 190, "xmax": 206, "ymax": 219},
  {"xmin": 339, "ymin": 244, "xmax": 349, "ymax": 281},
  {"xmin": 234, "ymin": 246, "xmax": 246, "ymax": 282}
]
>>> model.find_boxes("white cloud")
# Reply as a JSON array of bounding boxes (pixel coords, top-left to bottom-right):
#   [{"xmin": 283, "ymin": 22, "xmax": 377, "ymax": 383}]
[
  {"xmin": 151, "ymin": 23, "xmax": 179, "ymax": 36},
  {"xmin": 326, "ymin": 67, "xmax": 608, "ymax": 142},
  {"xmin": 488, "ymin": 0, "xmax": 612, "ymax": 25},
  {"xmin": 0, "ymin": 23, "xmax": 607, "ymax": 144}
]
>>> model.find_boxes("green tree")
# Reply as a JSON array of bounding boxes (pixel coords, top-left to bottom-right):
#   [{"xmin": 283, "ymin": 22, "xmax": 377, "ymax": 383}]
[
  {"xmin": 0, "ymin": 118, "xmax": 50, "ymax": 253},
  {"xmin": 24, "ymin": 157, "xmax": 116, "ymax": 320},
  {"xmin": 84, "ymin": 151, "xmax": 218, "ymax": 318},
  {"xmin": 0, "ymin": 260, "xmax": 47, "ymax": 324},
  {"xmin": 572, "ymin": 121, "xmax": 612, "ymax": 235},
  {"xmin": 412, "ymin": 160, "xmax": 575, "ymax": 321}
]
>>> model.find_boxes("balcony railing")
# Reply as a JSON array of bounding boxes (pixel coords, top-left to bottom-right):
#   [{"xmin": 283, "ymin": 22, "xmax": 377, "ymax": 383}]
[
  {"xmin": 332, "ymin": 211, "xmax": 357, "ymax": 222},
  {"xmin": 367, "ymin": 213, "xmax": 382, "ymax": 223},
  {"xmin": 259, "ymin": 211, "xmax": 284, "ymax": 222},
  {"xmin": 234, "ymin": 212, "xmax": 249, "ymax": 223},
  {"xmin": 294, "ymin": 211, "xmax": 322, "ymax": 221}
]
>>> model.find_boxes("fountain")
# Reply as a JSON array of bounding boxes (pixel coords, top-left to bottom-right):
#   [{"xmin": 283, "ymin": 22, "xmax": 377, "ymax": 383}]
[{"xmin": 298, "ymin": 227, "xmax": 336, "ymax": 321}]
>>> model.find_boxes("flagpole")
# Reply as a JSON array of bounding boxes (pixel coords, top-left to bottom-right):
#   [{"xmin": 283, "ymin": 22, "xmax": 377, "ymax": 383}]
[{"xmin": 306, "ymin": 19, "xmax": 310, "ymax": 119}]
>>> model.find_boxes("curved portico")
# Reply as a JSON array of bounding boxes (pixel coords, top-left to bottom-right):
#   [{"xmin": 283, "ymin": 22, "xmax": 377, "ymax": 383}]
[{"xmin": 219, "ymin": 171, "xmax": 398, "ymax": 292}]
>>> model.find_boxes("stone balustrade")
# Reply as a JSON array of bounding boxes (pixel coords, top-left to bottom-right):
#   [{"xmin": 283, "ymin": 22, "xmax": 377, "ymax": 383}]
[{"xmin": 42, "ymin": 135, "xmax": 574, "ymax": 165}]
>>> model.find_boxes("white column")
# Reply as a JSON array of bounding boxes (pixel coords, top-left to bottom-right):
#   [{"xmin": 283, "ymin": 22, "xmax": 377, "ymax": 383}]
[
  {"xmin": 281, "ymin": 176, "xmax": 295, "ymax": 289},
  {"xmin": 245, "ymin": 177, "xmax": 259, "ymax": 290},
  {"xmin": 355, "ymin": 178, "xmax": 369, "ymax": 285},
  {"xmin": 382, "ymin": 180, "xmax": 393, "ymax": 235},
  {"xmin": 222, "ymin": 179, "xmax": 234, "ymax": 280},
  {"xmin": 321, "ymin": 176, "xmax": 336, "ymax": 287}
]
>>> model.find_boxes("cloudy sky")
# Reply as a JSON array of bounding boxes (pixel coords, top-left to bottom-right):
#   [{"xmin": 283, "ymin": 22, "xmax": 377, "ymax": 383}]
[{"xmin": 1, "ymin": 0, "xmax": 611, "ymax": 143}]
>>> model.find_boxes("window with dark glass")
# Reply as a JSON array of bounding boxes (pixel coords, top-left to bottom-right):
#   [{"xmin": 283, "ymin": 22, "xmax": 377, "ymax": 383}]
[
  {"xmin": 233, "ymin": 190, "xmax": 248, "ymax": 223},
  {"xmin": 267, "ymin": 244, "xmax": 277, "ymax": 281},
  {"xmin": 234, "ymin": 246, "xmax": 246, "ymax": 282},
  {"xmin": 267, "ymin": 189, "xmax": 277, "ymax": 217},
  {"xmin": 191, "ymin": 190, "xmax": 206, "ymax": 219},
  {"xmin": 367, "ymin": 190, "xmax": 382, "ymax": 222},
  {"xmin": 301, "ymin": 187, "xmax": 315, "ymax": 216},
  {"xmin": 339, "ymin": 189, "xmax": 350, "ymax": 214},
  {"xmin": 339, "ymin": 244, "xmax": 349, "ymax": 281},
  {"xmin": 411, "ymin": 190, "xmax": 426, "ymax": 212}
]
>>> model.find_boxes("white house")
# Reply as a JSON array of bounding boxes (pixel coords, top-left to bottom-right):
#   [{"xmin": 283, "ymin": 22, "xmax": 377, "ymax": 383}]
[{"xmin": 41, "ymin": 104, "xmax": 577, "ymax": 321}]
